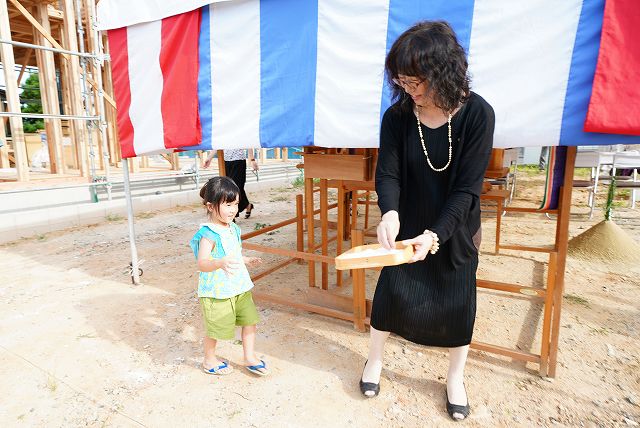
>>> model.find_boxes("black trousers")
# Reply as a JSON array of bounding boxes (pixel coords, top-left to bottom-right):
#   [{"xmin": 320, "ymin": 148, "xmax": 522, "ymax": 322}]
[{"xmin": 225, "ymin": 159, "xmax": 250, "ymax": 212}]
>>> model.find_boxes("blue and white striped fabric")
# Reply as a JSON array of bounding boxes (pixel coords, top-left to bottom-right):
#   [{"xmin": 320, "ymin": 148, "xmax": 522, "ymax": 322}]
[{"xmin": 101, "ymin": 0, "xmax": 640, "ymax": 151}]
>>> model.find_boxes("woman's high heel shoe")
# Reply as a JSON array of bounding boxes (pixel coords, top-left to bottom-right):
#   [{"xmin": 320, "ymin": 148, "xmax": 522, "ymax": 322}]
[
  {"xmin": 359, "ymin": 361, "xmax": 380, "ymax": 398},
  {"xmin": 446, "ymin": 384, "xmax": 470, "ymax": 421},
  {"xmin": 245, "ymin": 203, "xmax": 254, "ymax": 219}
]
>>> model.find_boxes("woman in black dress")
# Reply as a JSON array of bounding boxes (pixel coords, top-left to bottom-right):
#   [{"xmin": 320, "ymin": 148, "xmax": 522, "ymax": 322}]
[
  {"xmin": 204, "ymin": 149, "xmax": 258, "ymax": 218},
  {"xmin": 359, "ymin": 21, "xmax": 494, "ymax": 421}
]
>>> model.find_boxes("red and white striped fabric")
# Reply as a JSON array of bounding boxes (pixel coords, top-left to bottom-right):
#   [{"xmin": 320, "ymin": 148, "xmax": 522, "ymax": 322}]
[
  {"xmin": 103, "ymin": 0, "xmax": 640, "ymax": 156},
  {"xmin": 108, "ymin": 10, "xmax": 202, "ymax": 158},
  {"xmin": 584, "ymin": 0, "xmax": 640, "ymax": 136}
]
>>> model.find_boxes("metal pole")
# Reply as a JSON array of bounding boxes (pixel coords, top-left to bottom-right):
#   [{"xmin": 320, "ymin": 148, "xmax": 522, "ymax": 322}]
[
  {"xmin": 123, "ymin": 158, "xmax": 140, "ymax": 285},
  {"xmin": 0, "ymin": 112, "xmax": 99, "ymax": 120},
  {"xmin": 89, "ymin": 0, "xmax": 112, "ymax": 200},
  {"xmin": 0, "ymin": 38, "xmax": 98, "ymax": 58},
  {"xmin": 0, "ymin": 181, "xmax": 111, "ymax": 195},
  {"xmin": 194, "ymin": 152, "xmax": 200, "ymax": 189},
  {"xmin": 75, "ymin": 0, "xmax": 98, "ymax": 201}
]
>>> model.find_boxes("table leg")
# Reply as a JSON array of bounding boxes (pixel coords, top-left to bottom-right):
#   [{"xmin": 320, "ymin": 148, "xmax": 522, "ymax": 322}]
[
  {"xmin": 337, "ymin": 184, "xmax": 345, "ymax": 287},
  {"xmin": 352, "ymin": 229, "xmax": 366, "ymax": 331},
  {"xmin": 320, "ymin": 179, "xmax": 328, "ymax": 290},
  {"xmin": 305, "ymin": 177, "xmax": 315, "ymax": 287},
  {"xmin": 495, "ymin": 199, "xmax": 503, "ymax": 254},
  {"xmin": 296, "ymin": 194, "xmax": 304, "ymax": 264}
]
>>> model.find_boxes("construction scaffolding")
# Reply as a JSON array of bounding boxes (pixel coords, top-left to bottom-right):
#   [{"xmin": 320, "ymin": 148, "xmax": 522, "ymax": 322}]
[
  {"xmin": 0, "ymin": 1, "xmax": 298, "ymax": 187},
  {"xmin": 0, "ymin": 0, "xmax": 112, "ymax": 186}
]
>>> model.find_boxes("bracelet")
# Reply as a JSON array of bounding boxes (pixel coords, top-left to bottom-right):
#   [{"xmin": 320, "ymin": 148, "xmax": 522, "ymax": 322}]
[{"xmin": 422, "ymin": 229, "xmax": 440, "ymax": 254}]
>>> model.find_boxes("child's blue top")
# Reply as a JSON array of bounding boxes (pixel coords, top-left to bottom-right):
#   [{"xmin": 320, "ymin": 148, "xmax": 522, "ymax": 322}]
[{"xmin": 190, "ymin": 222, "xmax": 254, "ymax": 299}]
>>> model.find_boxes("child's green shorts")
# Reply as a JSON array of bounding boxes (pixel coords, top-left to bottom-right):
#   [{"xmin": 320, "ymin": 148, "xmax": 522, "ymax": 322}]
[{"xmin": 200, "ymin": 291, "xmax": 260, "ymax": 340}]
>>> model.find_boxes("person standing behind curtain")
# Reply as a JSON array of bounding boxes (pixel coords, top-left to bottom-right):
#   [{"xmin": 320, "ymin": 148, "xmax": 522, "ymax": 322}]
[{"xmin": 203, "ymin": 149, "xmax": 259, "ymax": 218}]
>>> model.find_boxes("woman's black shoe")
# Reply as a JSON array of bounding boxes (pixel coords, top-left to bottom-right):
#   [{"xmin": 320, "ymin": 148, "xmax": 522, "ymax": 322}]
[
  {"xmin": 359, "ymin": 361, "xmax": 380, "ymax": 398},
  {"xmin": 245, "ymin": 203, "xmax": 254, "ymax": 219},
  {"xmin": 359, "ymin": 379, "xmax": 380, "ymax": 398},
  {"xmin": 446, "ymin": 385, "xmax": 470, "ymax": 421}
]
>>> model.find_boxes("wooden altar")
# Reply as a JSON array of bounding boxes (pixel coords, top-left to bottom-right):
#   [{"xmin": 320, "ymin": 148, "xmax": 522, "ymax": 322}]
[{"xmin": 226, "ymin": 146, "xmax": 576, "ymax": 378}]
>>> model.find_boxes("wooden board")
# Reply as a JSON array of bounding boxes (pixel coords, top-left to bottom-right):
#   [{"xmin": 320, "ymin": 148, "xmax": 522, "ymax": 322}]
[
  {"xmin": 335, "ymin": 242, "xmax": 413, "ymax": 271},
  {"xmin": 303, "ymin": 153, "xmax": 372, "ymax": 181}
]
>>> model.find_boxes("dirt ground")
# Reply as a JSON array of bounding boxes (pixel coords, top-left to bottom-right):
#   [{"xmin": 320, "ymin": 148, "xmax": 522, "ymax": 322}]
[{"xmin": 1, "ymin": 169, "xmax": 639, "ymax": 427}]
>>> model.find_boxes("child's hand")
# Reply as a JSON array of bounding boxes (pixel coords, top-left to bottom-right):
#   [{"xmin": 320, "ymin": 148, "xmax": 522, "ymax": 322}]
[
  {"xmin": 219, "ymin": 256, "xmax": 241, "ymax": 275},
  {"xmin": 244, "ymin": 256, "xmax": 262, "ymax": 267}
]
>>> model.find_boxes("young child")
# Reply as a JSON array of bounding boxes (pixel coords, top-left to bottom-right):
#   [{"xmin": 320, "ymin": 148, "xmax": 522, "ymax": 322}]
[{"xmin": 190, "ymin": 176, "xmax": 268, "ymax": 376}]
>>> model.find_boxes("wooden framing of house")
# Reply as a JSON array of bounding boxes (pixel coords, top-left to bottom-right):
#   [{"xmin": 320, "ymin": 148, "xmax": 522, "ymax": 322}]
[{"xmin": 0, "ymin": 0, "xmax": 120, "ymax": 181}]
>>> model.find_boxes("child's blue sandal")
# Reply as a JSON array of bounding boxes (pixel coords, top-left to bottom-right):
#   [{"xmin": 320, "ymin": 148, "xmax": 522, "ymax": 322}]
[
  {"xmin": 203, "ymin": 361, "xmax": 232, "ymax": 375},
  {"xmin": 246, "ymin": 360, "xmax": 269, "ymax": 376}
]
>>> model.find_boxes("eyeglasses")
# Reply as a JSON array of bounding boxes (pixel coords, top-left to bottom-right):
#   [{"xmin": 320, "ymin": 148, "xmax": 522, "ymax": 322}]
[{"xmin": 392, "ymin": 77, "xmax": 425, "ymax": 91}]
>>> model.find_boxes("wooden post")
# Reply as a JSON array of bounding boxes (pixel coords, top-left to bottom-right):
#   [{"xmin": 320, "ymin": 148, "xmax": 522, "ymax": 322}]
[
  {"xmin": 170, "ymin": 153, "xmax": 180, "ymax": 171},
  {"xmin": 364, "ymin": 191, "xmax": 371, "ymax": 230},
  {"xmin": 554, "ymin": 187, "xmax": 566, "ymax": 252},
  {"xmin": 130, "ymin": 154, "xmax": 140, "ymax": 172},
  {"xmin": 16, "ymin": 49, "xmax": 33, "ymax": 86},
  {"xmin": 34, "ymin": 2, "xmax": 65, "ymax": 174},
  {"xmin": 305, "ymin": 176, "xmax": 316, "ymax": 287},
  {"xmin": 61, "ymin": 0, "xmax": 89, "ymax": 177},
  {"xmin": 216, "ymin": 150, "xmax": 225, "ymax": 176},
  {"xmin": 336, "ymin": 182, "xmax": 345, "ymax": 286},
  {"xmin": 0, "ymin": 0, "xmax": 29, "ymax": 180},
  {"xmin": 102, "ymin": 35, "xmax": 119, "ymax": 166},
  {"xmin": 540, "ymin": 251, "xmax": 557, "ymax": 376},
  {"xmin": 343, "ymin": 189, "xmax": 351, "ymax": 240},
  {"xmin": 548, "ymin": 146, "xmax": 577, "ymax": 377},
  {"xmin": 32, "ymin": 33, "xmax": 51, "ymax": 171},
  {"xmin": 0, "ymin": 96, "xmax": 8, "ymax": 168},
  {"xmin": 296, "ymin": 194, "xmax": 304, "ymax": 264},
  {"xmin": 83, "ymin": 0, "xmax": 107, "ymax": 173},
  {"xmin": 351, "ymin": 191, "xmax": 359, "ymax": 231},
  {"xmin": 320, "ymin": 178, "xmax": 329, "ymax": 290},
  {"xmin": 351, "ymin": 229, "xmax": 366, "ymax": 331},
  {"xmin": 92, "ymin": 115, "xmax": 103, "ymax": 172},
  {"xmin": 495, "ymin": 197, "xmax": 503, "ymax": 254},
  {"xmin": 57, "ymin": 28, "xmax": 76, "ymax": 170}
]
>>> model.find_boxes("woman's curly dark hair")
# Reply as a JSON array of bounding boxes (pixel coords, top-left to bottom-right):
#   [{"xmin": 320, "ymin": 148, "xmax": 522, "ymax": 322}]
[{"xmin": 385, "ymin": 21, "xmax": 470, "ymax": 113}]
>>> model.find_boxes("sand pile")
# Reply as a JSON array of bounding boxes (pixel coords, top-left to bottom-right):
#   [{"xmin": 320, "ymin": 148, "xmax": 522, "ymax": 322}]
[{"xmin": 568, "ymin": 220, "xmax": 640, "ymax": 264}]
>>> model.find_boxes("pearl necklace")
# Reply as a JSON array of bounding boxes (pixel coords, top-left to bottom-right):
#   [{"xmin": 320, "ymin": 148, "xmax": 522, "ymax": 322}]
[{"xmin": 415, "ymin": 107, "xmax": 452, "ymax": 172}]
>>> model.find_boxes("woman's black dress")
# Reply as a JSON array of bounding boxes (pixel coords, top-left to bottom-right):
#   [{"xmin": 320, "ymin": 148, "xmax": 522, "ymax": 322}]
[
  {"xmin": 225, "ymin": 159, "xmax": 250, "ymax": 213},
  {"xmin": 370, "ymin": 92, "xmax": 494, "ymax": 348}
]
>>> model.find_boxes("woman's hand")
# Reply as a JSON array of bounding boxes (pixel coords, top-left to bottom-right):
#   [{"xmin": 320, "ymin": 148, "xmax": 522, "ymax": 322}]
[
  {"xmin": 250, "ymin": 159, "xmax": 259, "ymax": 172},
  {"xmin": 403, "ymin": 233, "xmax": 434, "ymax": 263},
  {"xmin": 203, "ymin": 157, "xmax": 212, "ymax": 169},
  {"xmin": 377, "ymin": 211, "xmax": 400, "ymax": 250}
]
